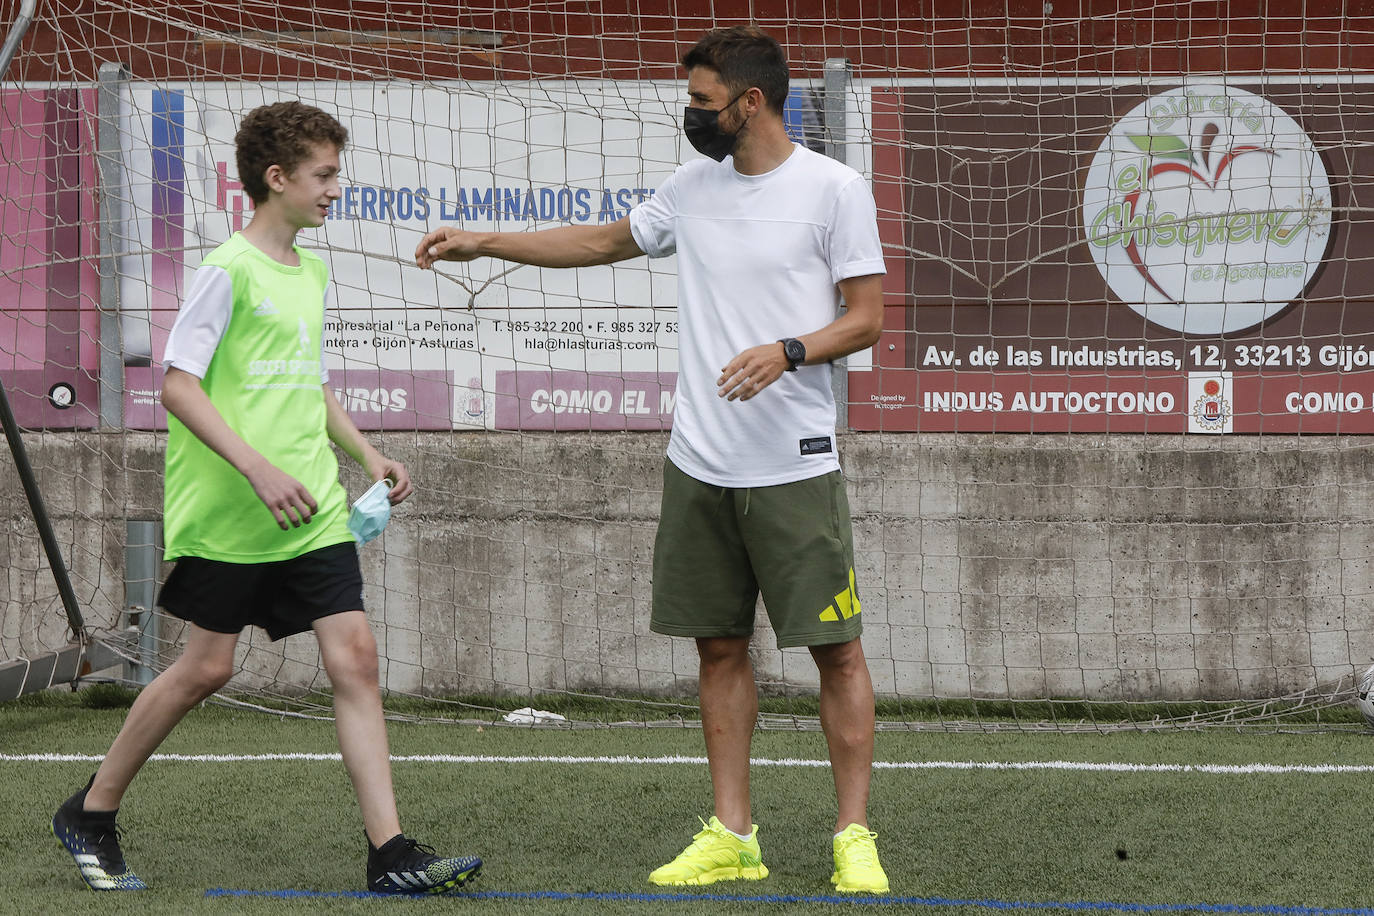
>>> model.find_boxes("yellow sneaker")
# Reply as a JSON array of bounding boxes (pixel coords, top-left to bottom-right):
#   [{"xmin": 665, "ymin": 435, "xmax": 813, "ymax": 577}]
[
  {"xmin": 831, "ymin": 823, "xmax": 889, "ymax": 893},
  {"xmin": 648, "ymin": 816, "xmax": 769, "ymax": 886}
]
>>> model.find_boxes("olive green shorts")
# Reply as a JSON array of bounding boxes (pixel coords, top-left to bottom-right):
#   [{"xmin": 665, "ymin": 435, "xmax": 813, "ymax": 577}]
[{"xmin": 650, "ymin": 459, "xmax": 863, "ymax": 649}]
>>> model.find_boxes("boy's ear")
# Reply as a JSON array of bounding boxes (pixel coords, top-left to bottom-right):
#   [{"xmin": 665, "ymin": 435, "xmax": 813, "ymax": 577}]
[{"xmin": 262, "ymin": 163, "xmax": 286, "ymax": 194}]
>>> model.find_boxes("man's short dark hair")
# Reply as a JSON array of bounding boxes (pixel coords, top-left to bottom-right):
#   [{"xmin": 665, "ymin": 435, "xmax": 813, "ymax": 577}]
[
  {"xmin": 235, "ymin": 101, "xmax": 347, "ymax": 204},
  {"xmin": 682, "ymin": 26, "xmax": 789, "ymax": 114}
]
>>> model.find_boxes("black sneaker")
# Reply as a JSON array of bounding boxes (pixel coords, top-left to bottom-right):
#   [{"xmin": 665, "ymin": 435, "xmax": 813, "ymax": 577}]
[
  {"xmin": 51, "ymin": 776, "xmax": 147, "ymax": 891},
  {"xmin": 366, "ymin": 834, "xmax": 481, "ymax": 894}
]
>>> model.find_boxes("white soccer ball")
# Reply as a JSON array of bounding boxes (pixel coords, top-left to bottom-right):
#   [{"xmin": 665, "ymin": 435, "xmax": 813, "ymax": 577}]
[{"xmin": 1358, "ymin": 664, "xmax": 1374, "ymax": 728}]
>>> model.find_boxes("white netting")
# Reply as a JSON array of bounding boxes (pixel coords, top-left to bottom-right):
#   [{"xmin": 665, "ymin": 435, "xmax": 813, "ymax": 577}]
[{"xmin": 0, "ymin": 1, "xmax": 1370, "ymax": 728}]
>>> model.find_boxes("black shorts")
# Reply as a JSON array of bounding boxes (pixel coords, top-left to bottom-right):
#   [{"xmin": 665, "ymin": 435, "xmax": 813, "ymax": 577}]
[{"xmin": 158, "ymin": 542, "xmax": 364, "ymax": 641}]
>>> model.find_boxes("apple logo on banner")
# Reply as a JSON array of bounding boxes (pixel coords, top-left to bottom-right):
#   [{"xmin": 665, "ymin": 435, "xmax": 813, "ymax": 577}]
[{"xmin": 1082, "ymin": 85, "xmax": 1331, "ymax": 335}]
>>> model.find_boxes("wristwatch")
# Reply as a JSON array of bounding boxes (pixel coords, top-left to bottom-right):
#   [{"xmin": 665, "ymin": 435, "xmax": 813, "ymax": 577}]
[{"xmin": 779, "ymin": 337, "xmax": 806, "ymax": 372}]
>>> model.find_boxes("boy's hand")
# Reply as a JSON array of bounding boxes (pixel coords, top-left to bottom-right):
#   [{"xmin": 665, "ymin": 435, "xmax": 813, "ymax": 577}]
[
  {"xmin": 415, "ymin": 227, "xmax": 481, "ymax": 268},
  {"xmin": 246, "ymin": 463, "xmax": 318, "ymax": 530},
  {"xmin": 370, "ymin": 457, "xmax": 413, "ymax": 505}
]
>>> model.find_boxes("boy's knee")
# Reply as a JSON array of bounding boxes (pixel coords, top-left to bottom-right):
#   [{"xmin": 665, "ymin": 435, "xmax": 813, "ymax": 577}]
[
  {"xmin": 174, "ymin": 660, "xmax": 233, "ymax": 701},
  {"xmin": 348, "ymin": 645, "xmax": 380, "ymax": 684},
  {"xmin": 326, "ymin": 629, "xmax": 380, "ymax": 687}
]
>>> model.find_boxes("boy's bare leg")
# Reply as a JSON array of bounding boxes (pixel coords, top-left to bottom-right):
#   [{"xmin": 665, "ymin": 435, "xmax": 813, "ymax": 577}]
[
  {"xmin": 313, "ymin": 610, "xmax": 402, "ymax": 847},
  {"xmin": 85, "ymin": 624, "xmax": 240, "ymax": 811}
]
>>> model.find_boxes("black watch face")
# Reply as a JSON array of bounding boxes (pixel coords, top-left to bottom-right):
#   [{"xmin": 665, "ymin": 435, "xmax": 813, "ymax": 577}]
[{"xmin": 785, "ymin": 339, "xmax": 805, "ymax": 364}]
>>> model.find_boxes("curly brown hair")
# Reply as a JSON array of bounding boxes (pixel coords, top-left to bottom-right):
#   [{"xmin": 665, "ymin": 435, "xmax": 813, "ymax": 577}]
[
  {"xmin": 235, "ymin": 101, "xmax": 348, "ymax": 204},
  {"xmin": 682, "ymin": 26, "xmax": 789, "ymax": 115}
]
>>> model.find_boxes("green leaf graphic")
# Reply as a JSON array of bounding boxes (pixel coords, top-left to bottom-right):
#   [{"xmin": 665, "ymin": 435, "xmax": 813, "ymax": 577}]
[{"xmin": 1126, "ymin": 133, "xmax": 1195, "ymax": 162}]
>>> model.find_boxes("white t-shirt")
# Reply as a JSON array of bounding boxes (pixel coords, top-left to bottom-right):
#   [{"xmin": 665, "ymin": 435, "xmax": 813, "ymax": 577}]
[
  {"xmin": 164, "ymin": 263, "xmax": 332, "ymax": 385},
  {"xmin": 629, "ymin": 144, "xmax": 885, "ymax": 487}
]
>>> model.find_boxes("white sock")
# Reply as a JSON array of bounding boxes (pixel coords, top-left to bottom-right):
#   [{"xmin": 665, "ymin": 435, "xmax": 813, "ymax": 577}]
[{"xmin": 722, "ymin": 824, "xmax": 753, "ymax": 842}]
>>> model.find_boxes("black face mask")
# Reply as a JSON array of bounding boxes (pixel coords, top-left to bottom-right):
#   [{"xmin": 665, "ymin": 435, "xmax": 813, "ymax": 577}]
[{"xmin": 683, "ymin": 90, "xmax": 749, "ymax": 162}]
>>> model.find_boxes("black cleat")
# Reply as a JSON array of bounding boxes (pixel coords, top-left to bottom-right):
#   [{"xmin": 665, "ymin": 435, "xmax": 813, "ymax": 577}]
[
  {"xmin": 52, "ymin": 776, "xmax": 147, "ymax": 891},
  {"xmin": 366, "ymin": 833, "xmax": 481, "ymax": 894}
]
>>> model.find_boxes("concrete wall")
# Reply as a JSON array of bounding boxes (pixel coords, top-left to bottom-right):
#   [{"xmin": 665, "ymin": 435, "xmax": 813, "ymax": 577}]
[{"xmin": 1, "ymin": 430, "xmax": 1368, "ymax": 700}]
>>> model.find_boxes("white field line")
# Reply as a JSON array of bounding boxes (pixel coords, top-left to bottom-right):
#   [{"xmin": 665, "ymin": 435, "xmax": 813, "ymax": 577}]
[{"xmin": 2, "ymin": 753, "xmax": 1371, "ymax": 774}]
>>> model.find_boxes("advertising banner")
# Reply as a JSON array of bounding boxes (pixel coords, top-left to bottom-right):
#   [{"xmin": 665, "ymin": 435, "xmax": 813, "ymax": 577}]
[
  {"xmin": 22, "ymin": 78, "xmax": 1362, "ymax": 435},
  {"xmin": 0, "ymin": 89, "xmax": 101, "ymax": 429},
  {"xmin": 118, "ymin": 81, "xmax": 832, "ymax": 431},
  {"xmin": 850, "ymin": 81, "xmax": 1364, "ymax": 433}
]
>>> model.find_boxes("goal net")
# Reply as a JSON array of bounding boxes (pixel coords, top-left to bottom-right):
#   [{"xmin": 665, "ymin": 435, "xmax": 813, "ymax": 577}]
[{"xmin": 0, "ymin": 0, "xmax": 1368, "ymax": 729}]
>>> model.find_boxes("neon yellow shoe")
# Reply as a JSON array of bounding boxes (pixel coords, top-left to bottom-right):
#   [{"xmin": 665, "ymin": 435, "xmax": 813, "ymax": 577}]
[
  {"xmin": 831, "ymin": 823, "xmax": 889, "ymax": 894},
  {"xmin": 648, "ymin": 816, "xmax": 769, "ymax": 886}
]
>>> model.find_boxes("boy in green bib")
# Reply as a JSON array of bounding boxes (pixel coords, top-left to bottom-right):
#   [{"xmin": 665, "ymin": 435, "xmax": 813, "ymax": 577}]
[{"xmin": 52, "ymin": 101, "xmax": 480, "ymax": 895}]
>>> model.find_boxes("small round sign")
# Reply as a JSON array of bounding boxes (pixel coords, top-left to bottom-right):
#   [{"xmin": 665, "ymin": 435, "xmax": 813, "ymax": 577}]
[
  {"xmin": 47, "ymin": 382, "xmax": 76, "ymax": 409},
  {"xmin": 1082, "ymin": 84, "xmax": 1332, "ymax": 335}
]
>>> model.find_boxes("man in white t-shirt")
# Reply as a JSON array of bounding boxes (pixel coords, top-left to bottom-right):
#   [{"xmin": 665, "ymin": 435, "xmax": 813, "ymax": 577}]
[{"xmin": 415, "ymin": 26, "xmax": 888, "ymax": 894}]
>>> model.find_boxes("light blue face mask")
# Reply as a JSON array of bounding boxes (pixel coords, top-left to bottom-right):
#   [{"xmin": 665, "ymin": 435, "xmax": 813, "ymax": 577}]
[{"xmin": 348, "ymin": 479, "xmax": 393, "ymax": 546}]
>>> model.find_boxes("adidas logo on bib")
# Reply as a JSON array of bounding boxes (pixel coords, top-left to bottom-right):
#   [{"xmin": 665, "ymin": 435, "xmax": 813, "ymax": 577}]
[{"xmin": 253, "ymin": 298, "xmax": 278, "ymax": 316}]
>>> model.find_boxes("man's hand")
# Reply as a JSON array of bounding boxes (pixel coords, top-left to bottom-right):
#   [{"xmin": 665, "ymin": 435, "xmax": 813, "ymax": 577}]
[
  {"xmin": 245, "ymin": 462, "xmax": 318, "ymax": 530},
  {"xmin": 717, "ymin": 341, "xmax": 790, "ymax": 402},
  {"xmin": 368, "ymin": 456, "xmax": 414, "ymax": 505},
  {"xmin": 415, "ymin": 227, "xmax": 482, "ymax": 269}
]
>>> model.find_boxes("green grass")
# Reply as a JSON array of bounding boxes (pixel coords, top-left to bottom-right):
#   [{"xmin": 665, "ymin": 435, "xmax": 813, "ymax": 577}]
[
  {"xmin": 56, "ymin": 682, "xmax": 1365, "ymax": 727},
  {"xmin": 4, "ymin": 688, "xmax": 1374, "ymax": 914}
]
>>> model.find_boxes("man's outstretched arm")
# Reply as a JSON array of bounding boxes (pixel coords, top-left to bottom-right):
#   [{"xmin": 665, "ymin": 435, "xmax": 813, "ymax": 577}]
[{"xmin": 414, "ymin": 216, "xmax": 643, "ymax": 270}]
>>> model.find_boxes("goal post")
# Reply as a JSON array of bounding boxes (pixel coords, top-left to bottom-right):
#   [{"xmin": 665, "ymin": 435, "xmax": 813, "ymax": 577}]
[{"xmin": 0, "ymin": 0, "xmax": 110, "ymax": 702}]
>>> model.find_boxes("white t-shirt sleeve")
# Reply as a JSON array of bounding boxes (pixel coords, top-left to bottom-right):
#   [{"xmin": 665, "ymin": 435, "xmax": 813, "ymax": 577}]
[
  {"xmin": 628, "ymin": 170, "xmax": 680, "ymax": 258},
  {"xmin": 162, "ymin": 265, "xmax": 233, "ymax": 378},
  {"xmin": 826, "ymin": 176, "xmax": 887, "ymax": 284}
]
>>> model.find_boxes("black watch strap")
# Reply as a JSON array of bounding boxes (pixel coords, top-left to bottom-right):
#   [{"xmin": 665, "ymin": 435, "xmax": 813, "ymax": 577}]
[{"xmin": 780, "ymin": 337, "xmax": 806, "ymax": 372}]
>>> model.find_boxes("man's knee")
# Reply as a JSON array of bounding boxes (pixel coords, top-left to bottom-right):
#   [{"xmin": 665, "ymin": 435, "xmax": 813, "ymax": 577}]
[
  {"xmin": 811, "ymin": 638, "xmax": 868, "ymax": 677},
  {"xmin": 696, "ymin": 635, "xmax": 751, "ymax": 670}
]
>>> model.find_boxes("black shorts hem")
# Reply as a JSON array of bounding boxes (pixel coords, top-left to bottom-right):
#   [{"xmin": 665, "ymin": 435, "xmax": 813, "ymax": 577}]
[
  {"xmin": 158, "ymin": 601, "xmax": 243, "ymax": 636},
  {"xmin": 160, "ymin": 601, "xmax": 361, "ymax": 641}
]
